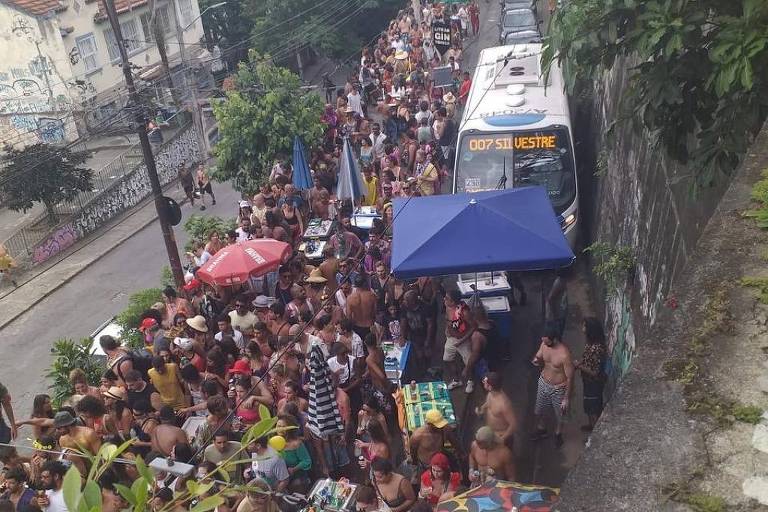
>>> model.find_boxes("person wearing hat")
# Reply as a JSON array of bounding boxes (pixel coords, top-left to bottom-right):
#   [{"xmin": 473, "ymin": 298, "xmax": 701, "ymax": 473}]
[
  {"xmin": 418, "ymin": 452, "xmax": 461, "ymax": 506},
  {"xmin": 408, "ymin": 409, "xmax": 463, "ymax": 480},
  {"xmin": 102, "ymin": 386, "xmax": 132, "ymax": 439},
  {"xmin": 531, "ymin": 323, "xmax": 574, "ymax": 448},
  {"xmin": 151, "ymin": 406, "xmax": 188, "ymax": 457},
  {"xmin": 54, "ymin": 410, "xmax": 101, "ymax": 473},
  {"xmin": 185, "ymin": 314, "xmax": 209, "ymax": 348},
  {"xmin": 442, "ymin": 91, "xmax": 457, "ymax": 119},
  {"xmin": 469, "ymin": 426, "xmax": 517, "ymax": 484},
  {"xmin": 139, "ymin": 317, "xmax": 165, "ymax": 352}
]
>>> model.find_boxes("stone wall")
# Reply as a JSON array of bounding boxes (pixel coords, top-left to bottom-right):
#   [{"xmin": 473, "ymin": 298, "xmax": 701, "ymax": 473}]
[
  {"xmin": 30, "ymin": 125, "xmax": 200, "ymax": 264},
  {"xmin": 579, "ymin": 56, "xmax": 732, "ymax": 386}
]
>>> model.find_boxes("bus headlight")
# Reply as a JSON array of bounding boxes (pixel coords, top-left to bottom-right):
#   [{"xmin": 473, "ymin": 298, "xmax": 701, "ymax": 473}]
[{"xmin": 561, "ymin": 212, "xmax": 577, "ymax": 230}]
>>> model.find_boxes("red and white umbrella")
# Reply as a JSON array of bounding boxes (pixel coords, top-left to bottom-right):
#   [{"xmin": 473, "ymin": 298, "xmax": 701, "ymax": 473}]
[{"xmin": 196, "ymin": 239, "xmax": 292, "ymax": 286}]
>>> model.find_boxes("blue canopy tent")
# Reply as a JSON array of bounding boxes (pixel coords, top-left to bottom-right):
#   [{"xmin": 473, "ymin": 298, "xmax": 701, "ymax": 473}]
[
  {"xmin": 391, "ymin": 187, "xmax": 575, "ymax": 279},
  {"xmin": 292, "ymin": 136, "xmax": 312, "ymax": 190}
]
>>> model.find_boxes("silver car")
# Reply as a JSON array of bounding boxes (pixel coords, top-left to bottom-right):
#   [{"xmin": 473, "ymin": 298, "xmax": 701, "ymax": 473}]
[{"xmin": 499, "ymin": 8, "xmax": 539, "ymax": 44}]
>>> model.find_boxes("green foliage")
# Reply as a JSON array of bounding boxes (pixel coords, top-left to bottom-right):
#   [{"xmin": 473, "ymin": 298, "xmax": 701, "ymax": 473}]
[
  {"xmin": 61, "ymin": 417, "xmax": 281, "ymax": 512},
  {"xmin": 583, "ymin": 242, "xmax": 635, "ymax": 292},
  {"xmin": 115, "ymin": 288, "xmax": 164, "ymax": 331},
  {"xmin": 0, "ymin": 143, "xmax": 93, "ymax": 225},
  {"xmin": 739, "ymin": 276, "xmax": 768, "ymax": 304},
  {"xmin": 46, "ymin": 338, "xmax": 104, "ymax": 406},
  {"xmin": 663, "ymin": 481, "xmax": 726, "ymax": 512},
  {"xmin": 213, "ymin": 51, "xmax": 324, "ymax": 193},
  {"xmin": 199, "ymin": 0, "xmax": 253, "ymax": 68},
  {"xmin": 183, "ymin": 214, "xmax": 237, "ymax": 250},
  {"xmin": 743, "ymin": 170, "xmax": 768, "ymax": 228},
  {"xmin": 160, "ymin": 265, "xmax": 175, "ymax": 288},
  {"xmin": 733, "ymin": 404, "xmax": 763, "ymax": 424},
  {"xmin": 542, "ymin": 0, "xmax": 768, "ymax": 188}
]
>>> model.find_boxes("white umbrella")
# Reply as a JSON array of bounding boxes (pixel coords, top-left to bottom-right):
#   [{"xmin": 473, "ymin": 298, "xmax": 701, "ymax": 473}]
[{"xmin": 335, "ymin": 137, "xmax": 367, "ymax": 203}]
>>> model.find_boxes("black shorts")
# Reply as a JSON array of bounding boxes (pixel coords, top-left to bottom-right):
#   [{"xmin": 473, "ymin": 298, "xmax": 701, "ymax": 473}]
[
  {"xmin": 582, "ymin": 376, "xmax": 605, "ymax": 415},
  {"xmin": 198, "ymin": 182, "xmax": 213, "ymax": 194}
]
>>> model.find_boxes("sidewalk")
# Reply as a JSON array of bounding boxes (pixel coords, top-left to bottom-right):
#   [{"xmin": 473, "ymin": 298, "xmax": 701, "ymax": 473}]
[{"xmin": 0, "ymin": 183, "xmax": 189, "ymax": 331}]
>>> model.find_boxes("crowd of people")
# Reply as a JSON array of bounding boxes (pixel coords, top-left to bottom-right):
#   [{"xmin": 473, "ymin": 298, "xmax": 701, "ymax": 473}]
[{"xmin": 0, "ymin": 2, "xmax": 608, "ymax": 512}]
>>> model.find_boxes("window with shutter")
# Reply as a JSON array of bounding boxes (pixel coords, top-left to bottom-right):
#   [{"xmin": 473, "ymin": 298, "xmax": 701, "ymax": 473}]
[{"xmin": 75, "ymin": 33, "xmax": 99, "ymax": 72}]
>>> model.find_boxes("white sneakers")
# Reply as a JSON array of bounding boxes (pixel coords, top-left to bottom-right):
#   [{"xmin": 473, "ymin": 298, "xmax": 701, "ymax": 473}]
[{"xmin": 447, "ymin": 379, "xmax": 462, "ymax": 390}]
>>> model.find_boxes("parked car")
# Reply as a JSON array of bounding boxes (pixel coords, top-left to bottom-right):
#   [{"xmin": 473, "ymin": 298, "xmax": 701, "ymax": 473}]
[
  {"xmin": 499, "ymin": 8, "xmax": 539, "ymax": 45},
  {"xmin": 503, "ymin": 29, "xmax": 543, "ymax": 45},
  {"xmin": 501, "ymin": 0, "xmax": 536, "ymax": 14},
  {"xmin": 90, "ymin": 317, "xmax": 123, "ymax": 361}
]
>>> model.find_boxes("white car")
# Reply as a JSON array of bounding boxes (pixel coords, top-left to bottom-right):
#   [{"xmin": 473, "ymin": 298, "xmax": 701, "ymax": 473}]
[{"xmin": 90, "ymin": 317, "xmax": 123, "ymax": 360}]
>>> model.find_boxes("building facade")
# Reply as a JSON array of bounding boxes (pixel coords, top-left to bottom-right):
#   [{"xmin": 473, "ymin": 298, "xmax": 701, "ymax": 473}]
[
  {"xmin": 0, "ymin": 0, "xmax": 79, "ymax": 146},
  {"xmin": 0, "ymin": 0, "xmax": 206, "ymax": 146}
]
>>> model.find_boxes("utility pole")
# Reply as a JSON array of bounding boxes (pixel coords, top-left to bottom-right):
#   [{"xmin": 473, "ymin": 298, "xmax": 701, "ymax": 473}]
[
  {"xmin": 170, "ymin": 0, "xmax": 209, "ymax": 155},
  {"xmin": 102, "ymin": 0, "xmax": 185, "ymax": 288},
  {"xmin": 33, "ymin": 41, "xmax": 54, "ymax": 106}
]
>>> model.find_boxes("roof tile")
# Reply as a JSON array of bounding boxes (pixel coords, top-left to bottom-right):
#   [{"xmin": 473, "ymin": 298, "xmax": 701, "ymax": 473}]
[
  {"xmin": 4, "ymin": 0, "xmax": 64, "ymax": 16},
  {"xmin": 94, "ymin": 0, "xmax": 148, "ymax": 22}
]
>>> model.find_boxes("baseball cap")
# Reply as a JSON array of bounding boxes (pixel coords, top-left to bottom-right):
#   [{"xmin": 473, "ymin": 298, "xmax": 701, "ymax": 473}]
[
  {"xmin": 139, "ymin": 317, "xmax": 158, "ymax": 332},
  {"xmin": 230, "ymin": 360, "xmax": 251, "ymax": 376},
  {"xmin": 183, "ymin": 279, "xmax": 201, "ymax": 292},
  {"xmin": 425, "ymin": 409, "xmax": 448, "ymax": 428}
]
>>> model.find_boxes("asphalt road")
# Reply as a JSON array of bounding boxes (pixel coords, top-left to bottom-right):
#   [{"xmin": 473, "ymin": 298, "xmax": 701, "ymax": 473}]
[{"xmin": 0, "ymin": 182, "xmax": 242, "ymax": 416}]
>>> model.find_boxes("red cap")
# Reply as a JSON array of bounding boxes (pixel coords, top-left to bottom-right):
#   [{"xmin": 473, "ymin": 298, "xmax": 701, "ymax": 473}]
[
  {"xmin": 430, "ymin": 452, "xmax": 451, "ymax": 471},
  {"xmin": 139, "ymin": 317, "xmax": 158, "ymax": 332},
  {"xmin": 183, "ymin": 279, "xmax": 201, "ymax": 292},
  {"xmin": 230, "ymin": 360, "xmax": 251, "ymax": 376}
]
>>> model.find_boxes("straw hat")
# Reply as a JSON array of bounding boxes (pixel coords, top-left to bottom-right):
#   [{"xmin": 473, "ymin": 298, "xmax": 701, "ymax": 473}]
[
  {"xmin": 443, "ymin": 92, "xmax": 457, "ymax": 104},
  {"xmin": 103, "ymin": 386, "xmax": 127, "ymax": 402},
  {"xmin": 185, "ymin": 315, "xmax": 208, "ymax": 333},
  {"xmin": 306, "ymin": 268, "xmax": 328, "ymax": 284}
]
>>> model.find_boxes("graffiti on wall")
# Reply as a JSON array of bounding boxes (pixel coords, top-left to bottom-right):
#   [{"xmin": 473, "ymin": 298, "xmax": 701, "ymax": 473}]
[
  {"xmin": 10, "ymin": 114, "xmax": 36, "ymax": 131},
  {"xmin": 71, "ymin": 126, "xmax": 201, "ymax": 238},
  {"xmin": 604, "ymin": 289, "xmax": 636, "ymax": 397},
  {"xmin": 32, "ymin": 223, "xmax": 77, "ymax": 265},
  {"xmin": 37, "ymin": 117, "xmax": 65, "ymax": 143}
]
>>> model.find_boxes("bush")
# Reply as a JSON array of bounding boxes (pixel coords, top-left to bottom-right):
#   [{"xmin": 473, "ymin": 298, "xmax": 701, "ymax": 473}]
[
  {"xmin": 46, "ymin": 338, "xmax": 104, "ymax": 407},
  {"xmin": 115, "ymin": 288, "xmax": 163, "ymax": 332},
  {"xmin": 183, "ymin": 214, "xmax": 237, "ymax": 251}
]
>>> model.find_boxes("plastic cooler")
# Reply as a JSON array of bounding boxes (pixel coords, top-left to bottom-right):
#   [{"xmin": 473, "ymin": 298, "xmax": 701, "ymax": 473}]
[{"xmin": 481, "ymin": 295, "xmax": 512, "ymax": 341}]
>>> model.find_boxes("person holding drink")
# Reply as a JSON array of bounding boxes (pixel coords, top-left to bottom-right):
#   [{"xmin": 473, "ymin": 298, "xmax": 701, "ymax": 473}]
[{"xmin": 419, "ymin": 452, "xmax": 461, "ymax": 507}]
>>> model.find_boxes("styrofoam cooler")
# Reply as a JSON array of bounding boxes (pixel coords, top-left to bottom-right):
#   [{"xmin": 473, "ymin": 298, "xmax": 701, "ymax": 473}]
[
  {"xmin": 481, "ymin": 295, "xmax": 512, "ymax": 341},
  {"xmin": 456, "ymin": 272, "xmax": 512, "ymax": 297}
]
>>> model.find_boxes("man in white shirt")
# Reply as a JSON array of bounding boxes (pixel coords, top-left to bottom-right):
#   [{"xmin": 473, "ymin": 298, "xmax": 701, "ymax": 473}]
[
  {"xmin": 215, "ymin": 314, "xmax": 245, "ymax": 350},
  {"xmin": 229, "ymin": 296, "xmax": 258, "ymax": 334},
  {"xmin": 38, "ymin": 461, "xmax": 68, "ymax": 512},
  {"xmin": 369, "ymin": 123, "xmax": 387, "ymax": 160},
  {"xmin": 347, "ymin": 87, "xmax": 364, "ymax": 116},
  {"xmin": 235, "ymin": 218, "xmax": 252, "ymax": 243}
]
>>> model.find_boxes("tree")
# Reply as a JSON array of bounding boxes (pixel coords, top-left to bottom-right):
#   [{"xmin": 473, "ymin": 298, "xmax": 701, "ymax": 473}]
[
  {"xmin": 542, "ymin": 0, "xmax": 768, "ymax": 188},
  {"xmin": 212, "ymin": 50, "xmax": 324, "ymax": 193},
  {"xmin": 199, "ymin": 0, "xmax": 253, "ymax": 69},
  {"xmin": 0, "ymin": 143, "xmax": 93, "ymax": 225}
]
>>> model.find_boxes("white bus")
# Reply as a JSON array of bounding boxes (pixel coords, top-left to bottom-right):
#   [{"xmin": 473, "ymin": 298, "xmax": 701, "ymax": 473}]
[{"xmin": 453, "ymin": 43, "xmax": 579, "ymax": 246}]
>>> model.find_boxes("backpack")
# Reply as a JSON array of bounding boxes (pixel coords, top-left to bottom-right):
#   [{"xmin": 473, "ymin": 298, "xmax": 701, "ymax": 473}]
[{"xmin": 113, "ymin": 349, "xmax": 153, "ymax": 381}]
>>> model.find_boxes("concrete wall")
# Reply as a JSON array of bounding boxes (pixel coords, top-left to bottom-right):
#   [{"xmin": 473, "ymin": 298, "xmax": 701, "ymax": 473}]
[
  {"xmin": 30, "ymin": 123, "xmax": 201, "ymax": 264},
  {"xmin": 0, "ymin": 3, "xmax": 79, "ymax": 146},
  {"xmin": 578, "ymin": 56, "xmax": 732, "ymax": 386}
]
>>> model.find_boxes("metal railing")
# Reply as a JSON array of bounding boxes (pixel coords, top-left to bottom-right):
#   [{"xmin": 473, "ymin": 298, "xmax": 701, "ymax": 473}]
[{"xmin": 2, "ymin": 121, "xmax": 193, "ymax": 262}]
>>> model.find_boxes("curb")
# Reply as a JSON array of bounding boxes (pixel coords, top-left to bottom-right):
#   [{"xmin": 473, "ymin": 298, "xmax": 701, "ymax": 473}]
[{"xmin": 0, "ymin": 189, "xmax": 188, "ymax": 331}]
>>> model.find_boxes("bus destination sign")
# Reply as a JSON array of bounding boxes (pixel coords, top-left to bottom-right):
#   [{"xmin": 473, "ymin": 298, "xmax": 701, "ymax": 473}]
[{"xmin": 468, "ymin": 134, "xmax": 557, "ymax": 152}]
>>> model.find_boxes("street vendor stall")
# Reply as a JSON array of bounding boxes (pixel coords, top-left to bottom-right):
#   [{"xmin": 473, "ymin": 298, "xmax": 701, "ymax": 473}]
[
  {"xmin": 300, "ymin": 478, "xmax": 358, "ymax": 512},
  {"xmin": 382, "ymin": 340, "xmax": 410, "ymax": 384},
  {"xmin": 436, "ymin": 480, "xmax": 559, "ymax": 511},
  {"xmin": 397, "ymin": 381, "xmax": 457, "ymax": 433},
  {"xmin": 300, "ymin": 218, "xmax": 335, "ymax": 261}
]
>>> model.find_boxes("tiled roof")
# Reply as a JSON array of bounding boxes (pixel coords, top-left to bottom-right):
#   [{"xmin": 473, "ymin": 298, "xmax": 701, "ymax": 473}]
[
  {"xmin": 94, "ymin": 0, "xmax": 149, "ymax": 22},
  {"xmin": 3, "ymin": 0, "xmax": 65, "ymax": 16}
]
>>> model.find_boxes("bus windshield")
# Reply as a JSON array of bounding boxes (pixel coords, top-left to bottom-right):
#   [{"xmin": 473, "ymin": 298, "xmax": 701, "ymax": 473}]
[{"xmin": 455, "ymin": 128, "xmax": 577, "ymax": 212}]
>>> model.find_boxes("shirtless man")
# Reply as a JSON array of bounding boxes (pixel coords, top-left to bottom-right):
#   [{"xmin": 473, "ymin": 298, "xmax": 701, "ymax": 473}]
[
  {"xmin": 347, "ymin": 274, "xmax": 377, "ymax": 340},
  {"xmin": 54, "ymin": 411, "xmax": 101, "ymax": 474},
  {"xmin": 151, "ymin": 406, "xmax": 189, "ymax": 457},
  {"xmin": 408, "ymin": 410, "xmax": 463, "ymax": 476},
  {"xmin": 477, "ymin": 372, "xmax": 518, "ymax": 450},
  {"xmin": 318, "ymin": 246, "xmax": 340, "ymax": 294},
  {"xmin": 531, "ymin": 324, "xmax": 575, "ymax": 447},
  {"xmin": 267, "ymin": 303, "xmax": 291, "ymax": 339},
  {"xmin": 469, "ymin": 426, "xmax": 516, "ymax": 484}
]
